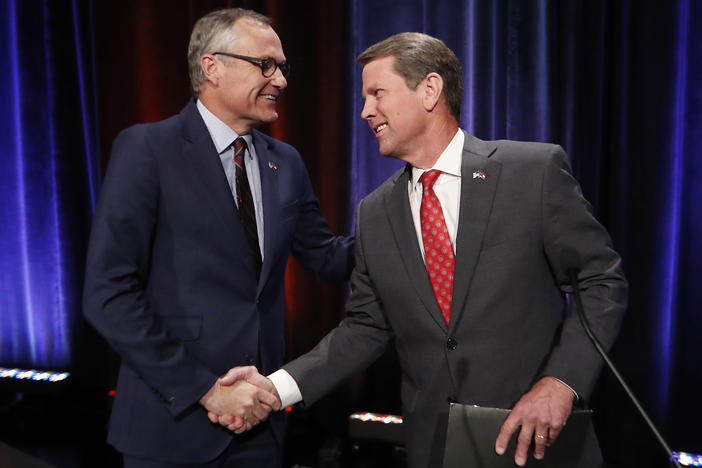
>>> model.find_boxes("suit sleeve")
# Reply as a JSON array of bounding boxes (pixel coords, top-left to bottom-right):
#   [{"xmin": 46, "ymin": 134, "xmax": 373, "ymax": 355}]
[
  {"xmin": 82, "ymin": 128, "xmax": 217, "ymax": 417},
  {"xmin": 283, "ymin": 199, "xmax": 391, "ymax": 404},
  {"xmin": 539, "ymin": 146, "xmax": 628, "ymax": 400},
  {"xmin": 288, "ymin": 153, "xmax": 354, "ymax": 282}
]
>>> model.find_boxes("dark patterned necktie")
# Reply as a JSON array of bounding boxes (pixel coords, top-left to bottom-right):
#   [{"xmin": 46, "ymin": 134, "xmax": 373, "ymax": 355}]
[
  {"xmin": 420, "ymin": 169, "xmax": 455, "ymax": 325},
  {"xmin": 234, "ymin": 137, "xmax": 262, "ymax": 278}
]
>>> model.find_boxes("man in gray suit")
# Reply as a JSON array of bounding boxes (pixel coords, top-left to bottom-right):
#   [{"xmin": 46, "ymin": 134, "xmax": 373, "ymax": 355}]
[{"xmin": 215, "ymin": 32, "xmax": 627, "ymax": 468}]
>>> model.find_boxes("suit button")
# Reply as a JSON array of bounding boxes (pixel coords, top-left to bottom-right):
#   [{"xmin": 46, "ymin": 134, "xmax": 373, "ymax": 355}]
[{"xmin": 446, "ymin": 338, "xmax": 457, "ymax": 350}]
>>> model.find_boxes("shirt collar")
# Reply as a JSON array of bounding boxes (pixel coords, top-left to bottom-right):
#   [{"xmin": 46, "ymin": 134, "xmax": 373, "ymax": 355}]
[
  {"xmin": 196, "ymin": 99, "xmax": 253, "ymax": 157},
  {"xmin": 410, "ymin": 129, "xmax": 464, "ymax": 187}
]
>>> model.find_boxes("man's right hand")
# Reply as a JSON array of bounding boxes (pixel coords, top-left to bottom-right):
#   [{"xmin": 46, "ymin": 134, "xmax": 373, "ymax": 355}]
[{"xmin": 199, "ymin": 366, "xmax": 281, "ymax": 434}]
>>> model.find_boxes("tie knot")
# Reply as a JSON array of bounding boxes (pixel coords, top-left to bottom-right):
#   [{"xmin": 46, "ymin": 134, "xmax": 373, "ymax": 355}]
[
  {"xmin": 420, "ymin": 169, "xmax": 441, "ymax": 189},
  {"xmin": 234, "ymin": 137, "xmax": 247, "ymax": 156}
]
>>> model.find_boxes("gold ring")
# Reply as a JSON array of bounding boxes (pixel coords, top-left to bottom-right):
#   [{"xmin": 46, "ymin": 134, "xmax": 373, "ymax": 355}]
[{"xmin": 535, "ymin": 434, "xmax": 546, "ymax": 439}]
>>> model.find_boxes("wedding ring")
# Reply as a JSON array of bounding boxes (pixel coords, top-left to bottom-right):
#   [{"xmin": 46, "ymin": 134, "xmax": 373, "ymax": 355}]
[{"xmin": 535, "ymin": 434, "xmax": 546, "ymax": 439}]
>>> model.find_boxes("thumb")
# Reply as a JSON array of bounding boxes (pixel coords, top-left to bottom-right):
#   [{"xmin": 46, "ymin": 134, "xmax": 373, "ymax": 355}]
[{"xmin": 219, "ymin": 365, "xmax": 257, "ymax": 386}]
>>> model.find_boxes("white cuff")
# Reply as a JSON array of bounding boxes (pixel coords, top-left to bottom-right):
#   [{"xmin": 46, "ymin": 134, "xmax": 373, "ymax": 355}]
[
  {"xmin": 267, "ymin": 369, "xmax": 303, "ymax": 409},
  {"xmin": 553, "ymin": 377, "xmax": 579, "ymax": 401}
]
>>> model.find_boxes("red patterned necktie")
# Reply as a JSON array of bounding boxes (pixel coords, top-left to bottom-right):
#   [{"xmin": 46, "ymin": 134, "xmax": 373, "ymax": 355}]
[
  {"xmin": 420, "ymin": 169, "xmax": 455, "ymax": 325},
  {"xmin": 234, "ymin": 137, "xmax": 262, "ymax": 278}
]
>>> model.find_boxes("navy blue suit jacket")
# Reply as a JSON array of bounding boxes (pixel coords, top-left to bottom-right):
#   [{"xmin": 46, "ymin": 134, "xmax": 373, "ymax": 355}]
[{"xmin": 83, "ymin": 100, "xmax": 353, "ymax": 463}]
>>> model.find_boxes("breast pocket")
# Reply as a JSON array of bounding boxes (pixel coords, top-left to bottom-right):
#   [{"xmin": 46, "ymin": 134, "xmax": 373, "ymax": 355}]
[
  {"xmin": 476, "ymin": 232, "xmax": 533, "ymax": 271},
  {"xmin": 481, "ymin": 231, "xmax": 533, "ymax": 251}
]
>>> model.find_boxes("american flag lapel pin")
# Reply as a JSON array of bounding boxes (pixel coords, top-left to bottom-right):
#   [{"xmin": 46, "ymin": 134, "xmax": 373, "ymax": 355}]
[
  {"xmin": 268, "ymin": 161, "xmax": 278, "ymax": 171},
  {"xmin": 472, "ymin": 170, "xmax": 486, "ymax": 180}
]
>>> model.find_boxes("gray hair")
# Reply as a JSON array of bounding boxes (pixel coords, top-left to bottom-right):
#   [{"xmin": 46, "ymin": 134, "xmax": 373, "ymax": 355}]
[
  {"xmin": 187, "ymin": 8, "xmax": 272, "ymax": 93},
  {"xmin": 358, "ymin": 32, "xmax": 463, "ymax": 123}
]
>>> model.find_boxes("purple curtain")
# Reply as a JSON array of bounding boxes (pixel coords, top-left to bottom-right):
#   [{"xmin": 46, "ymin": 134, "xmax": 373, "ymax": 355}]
[
  {"xmin": 1, "ymin": 0, "xmax": 700, "ymax": 465},
  {"xmin": 0, "ymin": 0, "xmax": 99, "ymax": 372}
]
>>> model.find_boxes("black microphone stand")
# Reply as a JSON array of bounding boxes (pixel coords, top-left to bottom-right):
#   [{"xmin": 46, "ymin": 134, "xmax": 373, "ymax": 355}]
[{"xmin": 565, "ymin": 266, "xmax": 682, "ymax": 468}]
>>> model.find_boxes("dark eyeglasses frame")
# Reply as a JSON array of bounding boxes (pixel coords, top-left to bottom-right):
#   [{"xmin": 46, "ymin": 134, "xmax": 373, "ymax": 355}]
[{"xmin": 213, "ymin": 52, "xmax": 290, "ymax": 78}]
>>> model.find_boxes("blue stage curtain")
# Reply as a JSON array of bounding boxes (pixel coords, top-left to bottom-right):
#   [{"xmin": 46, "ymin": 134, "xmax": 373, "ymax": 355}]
[
  {"xmin": 0, "ymin": 0, "xmax": 99, "ymax": 371},
  {"xmin": 347, "ymin": 0, "xmax": 701, "ymax": 465},
  {"xmin": 1, "ymin": 0, "xmax": 699, "ymax": 464}
]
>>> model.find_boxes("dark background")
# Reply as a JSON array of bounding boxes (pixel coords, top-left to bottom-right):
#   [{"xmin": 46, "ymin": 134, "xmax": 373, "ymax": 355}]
[{"xmin": 1, "ymin": 0, "xmax": 700, "ymax": 467}]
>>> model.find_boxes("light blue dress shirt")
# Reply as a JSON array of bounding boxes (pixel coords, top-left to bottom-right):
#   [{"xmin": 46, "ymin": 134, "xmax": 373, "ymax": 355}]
[{"xmin": 196, "ymin": 99, "xmax": 265, "ymax": 259}]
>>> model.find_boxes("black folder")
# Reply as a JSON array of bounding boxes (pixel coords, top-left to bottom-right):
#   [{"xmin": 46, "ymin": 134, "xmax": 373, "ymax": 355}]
[{"xmin": 443, "ymin": 404, "xmax": 604, "ymax": 468}]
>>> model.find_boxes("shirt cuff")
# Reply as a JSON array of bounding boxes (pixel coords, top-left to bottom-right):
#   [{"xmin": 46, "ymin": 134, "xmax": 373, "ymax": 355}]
[
  {"xmin": 268, "ymin": 369, "xmax": 303, "ymax": 409},
  {"xmin": 553, "ymin": 377, "xmax": 579, "ymax": 402}
]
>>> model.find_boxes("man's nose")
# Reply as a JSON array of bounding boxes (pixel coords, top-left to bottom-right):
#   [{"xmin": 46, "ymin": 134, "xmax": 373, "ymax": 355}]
[
  {"xmin": 361, "ymin": 99, "xmax": 375, "ymax": 120},
  {"xmin": 271, "ymin": 68, "xmax": 287, "ymax": 89}
]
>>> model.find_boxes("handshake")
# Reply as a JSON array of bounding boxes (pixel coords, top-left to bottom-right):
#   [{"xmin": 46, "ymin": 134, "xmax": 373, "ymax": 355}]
[{"xmin": 199, "ymin": 366, "xmax": 282, "ymax": 434}]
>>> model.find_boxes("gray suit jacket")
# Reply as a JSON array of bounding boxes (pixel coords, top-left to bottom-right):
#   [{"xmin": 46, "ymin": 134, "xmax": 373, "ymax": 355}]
[{"xmin": 284, "ymin": 131, "xmax": 627, "ymax": 468}]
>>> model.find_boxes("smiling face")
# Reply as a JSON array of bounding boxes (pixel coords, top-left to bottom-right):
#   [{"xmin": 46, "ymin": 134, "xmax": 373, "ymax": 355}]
[
  {"xmin": 202, "ymin": 18, "xmax": 287, "ymax": 134},
  {"xmin": 360, "ymin": 56, "xmax": 429, "ymax": 163}
]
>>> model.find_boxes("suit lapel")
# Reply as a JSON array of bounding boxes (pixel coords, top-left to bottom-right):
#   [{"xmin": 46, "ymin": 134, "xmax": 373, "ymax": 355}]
[
  {"xmin": 386, "ymin": 165, "xmax": 449, "ymax": 332},
  {"xmin": 252, "ymin": 131, "xmax": 281, "ymax": 294},
  {"xmin": 449, "ymin": 132, "xmax": 500, "ymax": 331},
  {"xmin": 179, "ymin": 101, "xmax": 258, "ymax": 277}
]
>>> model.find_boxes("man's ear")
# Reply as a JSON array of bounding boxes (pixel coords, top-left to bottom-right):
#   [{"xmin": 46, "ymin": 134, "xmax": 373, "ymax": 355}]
[
  {"xmin": 201, "ymin": 54, "xmax": 220, "ymax": 87},
  {"xmin": 422, "ymin": 72, "xmax": 444, "ymax": 112}
]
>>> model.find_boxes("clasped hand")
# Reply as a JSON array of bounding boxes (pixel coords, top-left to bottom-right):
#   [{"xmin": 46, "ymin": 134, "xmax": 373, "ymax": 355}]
[
  {"xmin": 494, "ymin": 376, "xmax": 575, "ymax": 466},
  {"xmin": 199, "ymin": 366, "xmax": 282, "ymax": 434}
]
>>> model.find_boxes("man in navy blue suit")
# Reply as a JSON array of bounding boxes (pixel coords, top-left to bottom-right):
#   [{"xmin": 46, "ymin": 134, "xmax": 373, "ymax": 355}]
[{"xmin": 83, "ymin": 8, "xmax": 353, "ymax": 467}]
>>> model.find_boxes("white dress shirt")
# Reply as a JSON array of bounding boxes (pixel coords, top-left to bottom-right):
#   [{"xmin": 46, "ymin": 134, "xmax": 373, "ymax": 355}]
[{"xmin": 408, "ymin": 130, "xmax": 464, "ymax": 257}]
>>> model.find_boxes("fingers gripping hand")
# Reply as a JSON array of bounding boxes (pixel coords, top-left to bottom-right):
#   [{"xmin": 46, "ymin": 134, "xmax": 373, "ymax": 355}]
[
  {"xmin": 203, "ymin": 366, "xmax": 283, "ymax": 433},
  {"xmin": 217, "ymin": 366, "xmax": 282, "ymax": 411},
  {"xmin": 216, "ymin": 388, "xmax": 280, "ymax": 433},
  {"xmin": 494, "ymin": 377, "xmax": 574, "ymax": 466},
  {"xmin": 201, "ymin": 380, "xmax": 265, "ymax": 432},
  {"xmin": 208, "ymin": 382, "xmax": 282, "ymax": 433},
  {"xmin": 213, "ymin": 412, "xmax": 246, "ymax": 433}
]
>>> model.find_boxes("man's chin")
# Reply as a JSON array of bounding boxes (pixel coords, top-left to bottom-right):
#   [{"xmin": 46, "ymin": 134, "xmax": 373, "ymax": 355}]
[
  {"xmin": 377, "ymin": 143, "xmax": 396, "ymax": 159},
  {"xmin": 379, "ymin": 150, "xmax": 402, "ymax": 161},
  {"xmin": 261, "ymin": 110, "xmax": 279, "ymax": 122},
  {"xmin": 251, "ymin": 112, "xmax": 279, "ymax": 128}
]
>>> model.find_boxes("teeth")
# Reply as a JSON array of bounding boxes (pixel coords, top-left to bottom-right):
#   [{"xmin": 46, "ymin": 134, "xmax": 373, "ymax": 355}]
[
  {"xmin": 261, "ymin": 94, "xmax": 277, "ymax": 100},
  {"xmin": 375, "ymin": 123, "xmax": 387, "ymax": 133}
]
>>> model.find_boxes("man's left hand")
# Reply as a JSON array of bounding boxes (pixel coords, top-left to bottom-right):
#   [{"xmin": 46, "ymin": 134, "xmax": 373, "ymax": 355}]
[{"xmin": 494, "ymin": 376, "xmax": 574, "ymax": 466}]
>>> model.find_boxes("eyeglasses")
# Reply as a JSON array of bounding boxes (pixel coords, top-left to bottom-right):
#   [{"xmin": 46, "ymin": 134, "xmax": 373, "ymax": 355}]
[{"xmin": 213, "ymin": 52, "xmax": 290, "ymax": 78}]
